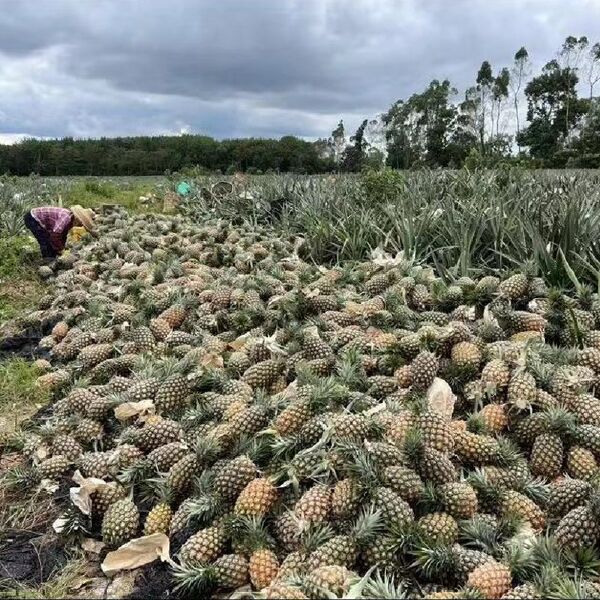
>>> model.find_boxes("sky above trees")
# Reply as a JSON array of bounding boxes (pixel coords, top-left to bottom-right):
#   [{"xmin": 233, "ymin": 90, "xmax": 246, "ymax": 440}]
[{"xmin": 1, "ymin": 0, "xmax": 599, "ymax": 142}]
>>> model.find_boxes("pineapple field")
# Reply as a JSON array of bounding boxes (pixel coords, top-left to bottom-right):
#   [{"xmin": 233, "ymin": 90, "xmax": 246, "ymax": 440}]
[{"xmin": 4, "ymin": 169, "xmax": 600, "ymax": 598}]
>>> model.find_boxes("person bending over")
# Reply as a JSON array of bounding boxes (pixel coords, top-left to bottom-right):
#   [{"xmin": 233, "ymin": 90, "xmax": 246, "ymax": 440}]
[{"xmin": 24, "ymin": 204, "xmax": 96, "ymax": 261}]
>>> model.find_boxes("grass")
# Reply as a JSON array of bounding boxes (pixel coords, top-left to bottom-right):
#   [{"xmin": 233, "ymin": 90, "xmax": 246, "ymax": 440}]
[
  {"xmin": 61, "ymin": 178, "xmax": 161, "ymax": 213},
  {"xmin": 0, "ymin": 359, "xmax": 51, "ymax": 437},
  {"xmin": 0, "ymin": 553, "xmax": 90, "ymax": 599},
  {"xmin": 0, "ymin": 236, "xmax": 47, "ymax": 324}
]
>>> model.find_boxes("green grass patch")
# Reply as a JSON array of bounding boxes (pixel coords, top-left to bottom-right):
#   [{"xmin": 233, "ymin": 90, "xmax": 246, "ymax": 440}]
[
  {"xmin": 0, "ymin": 359, "xmax": 50, "ymax": 438},
  {"xmin": 0, "ymin": 358, "xmax": 50, "ymax": 410},
  {"xmin": 0, "ymin": 236, "xmax": 46, "ymax": 323},
  {"xmin": 62, "ymin": 178, "xmax": 159, "ymax": 213}
]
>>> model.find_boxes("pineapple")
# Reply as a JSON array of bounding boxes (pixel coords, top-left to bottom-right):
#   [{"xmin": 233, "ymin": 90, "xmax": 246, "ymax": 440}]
[
  {"xmin": 242, "ymin": 359, "xmax": 283, "ymax": 389},
  {"xmin": 418, "ymin": 412, "xmax": 454, "ymax": 452},
  {"xmin": 133, "ymin": 418, "xmax": 182, "ymax": 451},
  {"xmin": 167, "ymin": 453, "xmax": 199, "ymax": 495},
  {"xmin": 92, "ymin": 483, "xmax": 127, "ymax": 516},
  {"xmin": 383, "ymin": 466, "xmax": 425, "ymax": 503},
  {"xmin": 418, "ymin": 512, "xmax": 458, "ymax": 545},
  {"xmin": 212, "ymin": 554, "xmax": 249, "ymax": 589},
  {"xmin": 411, "ymin": 351, "xmax": 439, "ymax": 391},
  {"xmin": 295, "ymin": 485, "xmax": 331, "ymax": 525},
  {"xmin": 529, "ymin": 433, "xmax": 563, "ymax": 479},
  {"xmin": 212, "ymin": 455, "xmax": 257, "ymax": 502},
  {"xmin": 499, "ymin": 273, "xmax": 528, "ymax": 300},
  {"xmin": 102, "ymin": 499, "xmax": 139, "ymax": 547},
  {"xmin": 480, "ymin": 359, "xmax": 510, "ymax": 393},
  {"xmin": 450, "ymin": 341, "xmax": 482, "ymax": 373},
  {"xmin": 500, "ymin": 490, "xmax": 545, "ymax": 531},
  {"xmin": 154, "ymin": 374, "xmax": 190, "ymax": 414},
  {"xmin": 143, "ymin": 502, "xmax": 173, "ymax": 535},
  {"xmin": 547, "ymin": 479, "xmax": 591, "ymax": 518},
  {"xmin": 467, "ymin": 561, "xmax": 512, "ymax": 599},
  {"xmin": 250, "ymin": 549, "xmax": 280, "ymax": 590},
  {"xmin": 507, "ymin": 371, "xmax": 537, "ymax": 409},
  {"xmin": 38, "ymin": 455, "xmax": 70, "ymax": 479},
  {"xmin": 372, "ymin": 487, "xmax": 414, "ymax": 529},
  {"xmin": 331, "ymin": 478, "xmax": 361, "ymax": 520},
  {"xmin": 555, "ymin": 504, "xmax": 600, "ymax": 551},
  {"xmin": 567, "ymin": 446, "xmax": 599, "ymax": 480},
  {"xmin": 439, "ymin": 482, "xmax": 479, "ymax": 519},
  {"xmin": 179, "ymin": 525, "xmax": 228, "ymax": 565},
  {"xmin": 304, "ymin": 565, "xmax": 356, "ymax": 598},
  {"xmin": 235, "ymin": 478, "xmax": 278, "ymax": 517}
]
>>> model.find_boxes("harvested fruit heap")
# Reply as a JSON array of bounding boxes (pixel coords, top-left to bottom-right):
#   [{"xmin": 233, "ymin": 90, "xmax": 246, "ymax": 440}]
[{"xmin": 8, "ymin": 206, "xmax": 600, "ymax": 598}]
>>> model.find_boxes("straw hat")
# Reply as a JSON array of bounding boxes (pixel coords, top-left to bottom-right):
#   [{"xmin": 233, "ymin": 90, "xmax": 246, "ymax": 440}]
[{"xmin": 70, "ymin": 205, "xmax": 96, "ymax": 233}]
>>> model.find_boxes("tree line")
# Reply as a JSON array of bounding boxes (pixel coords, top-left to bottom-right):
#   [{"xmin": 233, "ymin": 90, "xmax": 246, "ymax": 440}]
[{"xmin": 2, "ymin": 35, "xmax": 600, "ymax": 175}]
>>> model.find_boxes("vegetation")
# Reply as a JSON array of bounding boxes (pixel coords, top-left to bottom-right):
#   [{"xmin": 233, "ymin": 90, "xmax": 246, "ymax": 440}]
[
  {"xmin": 2, "ymin": 36, "xmax": 600, "ymax": 175},
  {"xmin": 181, "ymin": 168, "xmax": 600, "ymax": 288}
]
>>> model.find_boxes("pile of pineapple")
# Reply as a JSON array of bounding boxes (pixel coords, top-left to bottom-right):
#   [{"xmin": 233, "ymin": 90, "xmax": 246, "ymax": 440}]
[{"xmin": 9, "ymin": 205, "xmax": 600, "ymax": 598}]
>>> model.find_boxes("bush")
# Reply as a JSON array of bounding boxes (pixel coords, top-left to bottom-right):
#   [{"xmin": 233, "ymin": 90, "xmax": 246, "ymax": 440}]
[{"xmin": 360, "ymin": 168, "xmax": 405, "ymax": 203}]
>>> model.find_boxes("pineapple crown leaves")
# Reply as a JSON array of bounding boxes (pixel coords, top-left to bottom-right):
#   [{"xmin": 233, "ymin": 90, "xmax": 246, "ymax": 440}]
[
  {"xmin": 458, "ymin": 513, "xmax": 523, "ymax": 557},
  {"xmin": 226, "ymin": 515, "xmax": 275, "ymax": 553},
  {"xmin": 415, "ymin": 481, "xmax": 445, "ymax": 514},
  {"xmin": 171, "ymin": 561, "xmax": 218, "ymax": 596},
  {"xmin": 543, "ymin": 406, "xmax": 579, "ymax": 440},
  {"xmin": 191, "ymin": 435, "xmax": 222, "ymax": 466},
  {"xmin": 336, "ymin": 348, "xmax": 368, "ymax": 391},
  {"xmin": 55, "ymin": 504, "xmax": 92, "ymax": 543},
  {"xmin": 229, "ymin": 434, "xmax": 273, "ymax": 466},
  {"xmin": 350, "ymin": 505, "xmax": 384, "ymax": 546},
  {"xmin": 359, "ymin": 570, "xmax": 410, "ymax": 600},
  {"xmin": 137, "ymin": 475, "xmax": 172, "ymax": 506},
  {"xmin": 494, "ymin": 437, "xmax": 525, "ymax": 468},
  {"xmin": 410, "ymin": 542, "xmax": 460, "ymax": 582}
]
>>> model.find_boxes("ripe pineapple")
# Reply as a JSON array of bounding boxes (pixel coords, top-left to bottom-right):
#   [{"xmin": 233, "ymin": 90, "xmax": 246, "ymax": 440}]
[
  {"xmin": 383, "ymin": 466, "xmax": 425, "ymax": 503},
  {"xmin": 102, "ymin": 499, "xmax": 139, "ymax": 547},
  {"xmin": 304, "ymin": 565, "xmax": 356, "ymax": 599},
  {"xmin": 500, "ymin": 490, "xmax": 545, "ymax": 531},
  {"xmin": 372, "ymin": 487, "xmax": 414, "ymax": 529},
  {"xmin": 451, "ymin": 341, "xmax": 482, "ymax": 372},
  {"xmin": 167, "ymin": 453, "xmax": 199, "ymax": 495},
  {"xmin": 212, "ymin": 554, "xmax": 249, "ymax": 589},
  {"xmin": 331, "ymin": 478, "xmax": 361, "ymax": 520},
  {"xmin": 212, "ymin": 455, "xmax": 257, "ymax": 502},
  {"xmin": 249, "ymin": 549, "xmax": 280, "ymax": 591},
  {"xmin": 133, "ymin": 418, "xmax": 182, "ymax": 451},
  {"xmin": 154, "ymin": 374, "xmax": 190, "ymax": 414},
  {"xmin": 92, "ymin": 483, "xmax": 127, "ymax": 516},
  {"xmin": 555, "ymin": 504, "xmax": 600, "ymax": 551},
  {"xmin": 467, "ymin": 561, "xmax": 512, "ymax": 599},
  {"xmin": 507, "ymin": 371, "xmax": 537, "ymax": 409},
  {"xmin": 499, "ymin": 273, "xmax": 528, "ymax": 300},
  {"xmin": 295, "ymin": 485, "xmax": 331, "ymax": 525},
  {"xmin": 143, "ymin": 502, "xmax": 173, "ymax": 535},
  {"xmin": 480, "ymin": 359, "xmax": 510, "ymax": 393},
  {"xmin": 567, "ymin": 446, "xmax": 599, "ymax": 480},
  {"xmin": 235, "ymin": 478, "xmax": 278, "ymax": 517},
  {"xmin": 418, "ymin": 412, "xmax": 454, "ymax": 452},
  {"xmin": 38, "ymin": 455, "xmax": 70, "ymax": 479}
]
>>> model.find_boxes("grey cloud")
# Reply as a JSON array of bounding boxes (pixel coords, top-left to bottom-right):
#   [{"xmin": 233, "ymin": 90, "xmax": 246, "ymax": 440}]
[{"xmin": 0, "ymin": 0, "xmax": 599, "ymax": 140}]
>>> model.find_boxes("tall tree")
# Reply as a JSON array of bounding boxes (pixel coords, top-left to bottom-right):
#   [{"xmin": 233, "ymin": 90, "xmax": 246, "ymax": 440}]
[
  {"xmin": 330, "ymin": 120, "xmax": 346, "ymax": 166},
  {"xmin": 518, "ymin": 59, "xmax": 588, "ymax": 162},
  {"xmin": 492, "ymin": 67, "xmax": 510, "ymax": 136},
  {"xmin": 509, "ymin": 47, "xmax": 530, "ymax": 147},
  {"xmin": 559, "ymin": 36, "xmax": 589, "ymax": 138},
  {"xmin": 583, "ymin": 42, "xmax": 600, "ymax": 99},
  {"xmin": 383, "ymin": 79, "xmax": 458, "ymax": 168},
  {"xmin": 476, "ymin": 61, "xmax": 494, "ymax": 152},
  {"xmin": 342, "ymin": 119, "xmax": 369, "ymax": 172}
]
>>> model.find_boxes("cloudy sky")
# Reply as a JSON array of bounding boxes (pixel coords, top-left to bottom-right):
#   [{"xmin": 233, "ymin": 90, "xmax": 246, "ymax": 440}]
[{"xmin": 1, "ymin": 0, "xmax": 599, "ymax": 143}]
